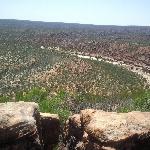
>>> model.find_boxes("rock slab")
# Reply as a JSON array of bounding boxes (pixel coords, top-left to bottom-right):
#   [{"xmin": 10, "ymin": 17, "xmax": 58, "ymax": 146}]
[
  {"xmin": 0, "ymin": 102, "xmax": 60, "ymax": 150},
  {"xmin": 0, "ymin": 101, "xmax": 41, "ymax": 150},
  {"xmin": 64, "ymin": 109, "xmax": 150, "ymax": 150}
]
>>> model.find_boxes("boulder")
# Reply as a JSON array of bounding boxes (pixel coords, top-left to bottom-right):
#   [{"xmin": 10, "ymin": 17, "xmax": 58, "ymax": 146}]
[
  {"xmin": 64, "ymin": 109, "xmax": 150, "ymax": 150},
  {"xmin": 0, "ymin": 102, "xmax": 61, "ymax": 150},
  {"xmin": 0, "ymin": 101, "xmax": 42, "ymax": 150}
]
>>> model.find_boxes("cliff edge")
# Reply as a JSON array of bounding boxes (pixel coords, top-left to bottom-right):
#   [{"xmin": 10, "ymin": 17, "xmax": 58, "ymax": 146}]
[{"xmin": 0, "ymin": 102, "xmax": 150, "ymax": 150}]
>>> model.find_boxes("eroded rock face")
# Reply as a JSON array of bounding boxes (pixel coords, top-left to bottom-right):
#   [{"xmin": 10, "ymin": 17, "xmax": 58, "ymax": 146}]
[
  {"xmin": 64, "ymin": 109, "xmax": 150, "ymax": 150},
  {"xmin": 0, "ymin": 102, "xmax": 60, "ymax": 150},
  {"xmin": 0, "ymin": 101, "xmax": 42, "ymax": 150},
  {"xmin": 1, "ymin": 102, "xmax": 150, "ymax": 150}
]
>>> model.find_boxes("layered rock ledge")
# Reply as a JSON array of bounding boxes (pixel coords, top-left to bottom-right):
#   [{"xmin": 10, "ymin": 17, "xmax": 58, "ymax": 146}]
[
  {"xmin": 64, "ymin": 109, "xmax": 150, "ymax": 150},
  {"xmin": 0, "ymin": 102, "xmax": 150, "ymax": 150}
]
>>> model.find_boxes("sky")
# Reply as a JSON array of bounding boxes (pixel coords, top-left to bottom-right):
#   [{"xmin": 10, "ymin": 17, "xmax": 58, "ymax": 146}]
[{"xmin": 0, "ymin": 0, "xmax": 150, "ymax": 26}]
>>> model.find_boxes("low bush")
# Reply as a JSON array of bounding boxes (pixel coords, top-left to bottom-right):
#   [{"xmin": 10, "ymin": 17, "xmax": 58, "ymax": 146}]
[{"xmin": 15, "ymin": 88, "xmax": 71, "ymax": 123}]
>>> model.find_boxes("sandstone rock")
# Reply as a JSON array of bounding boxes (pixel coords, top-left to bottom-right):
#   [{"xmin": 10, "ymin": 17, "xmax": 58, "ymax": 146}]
[
  {"xmin": 65, "ymin": 109, "xmax": 150, "ymax": 150},
  {"xmin": 0, "ymin": 101, "xmax": 42, "ymax": 150},
  {"xmin": 40, "ymin": 113, "xmax": 60, "ymax": 150},
  {"xmin": 81, "ymin": 110, "xmax": 150, "ymax": 143},
  {"xmin": 0, "ymin": 102, "xmax": 61, "ymax": 150},
  {"xmin": 1, "ymin": 102, "xmax": 150, "ymax": 150}
]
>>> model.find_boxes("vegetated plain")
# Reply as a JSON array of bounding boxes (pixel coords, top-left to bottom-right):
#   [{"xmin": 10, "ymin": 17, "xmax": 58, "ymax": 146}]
[{"xmin": 0, "ymin": 19, "xmax": 149, "ymax": 121}]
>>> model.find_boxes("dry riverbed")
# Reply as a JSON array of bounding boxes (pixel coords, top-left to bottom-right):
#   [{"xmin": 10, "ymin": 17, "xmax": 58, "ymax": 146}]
[
  {"xmin": 75, "ymin": 53, "xmax": 150, "ymax": 85},
  {"xmin": 45, "ymin": 47, "xmax": 150, "ymax": 85}
]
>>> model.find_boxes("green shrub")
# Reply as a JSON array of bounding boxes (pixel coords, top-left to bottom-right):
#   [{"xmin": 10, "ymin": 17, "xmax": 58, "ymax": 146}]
[
  {"xmin": 15, "ymin": 87, "xmax": 48, "ymax": 102},
  {"xmin": 133, "ymin": 89, "xmax": 150, "ymax": 111},
  {"xmin": 119, "ymin": 89, "xmax": 150, "ymax": 112},
  {"xmin": 39, "ymin": 92, "xmax": 71, "ymax": 122},
  {"xmin": 0, "ymin": 95, "xmax": 10, "ymax": 103},
  {"xmin": 15, "ymin": 88, "xmax": 71, "ymax": 123}
]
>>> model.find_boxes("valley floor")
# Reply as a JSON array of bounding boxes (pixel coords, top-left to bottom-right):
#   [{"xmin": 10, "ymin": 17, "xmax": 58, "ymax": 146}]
[
  {"xmin": 53, "ymin": 48, "xmax": 150, "ymax": 85},
  {"xmin": 74, "ymin": 53, "xmax": 150, "ymax": 85}
]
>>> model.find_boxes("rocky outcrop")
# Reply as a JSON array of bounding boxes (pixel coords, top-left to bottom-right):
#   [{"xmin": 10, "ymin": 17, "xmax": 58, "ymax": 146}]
[
  {"xmin": 0, "ymin": 102, "xmax": 60, "ymax": 150},
  {"xmin": 0, "ymin": 101, "xmax": 41, "ymax": 150},
  {"xmin": 0, "ymin": 102, "xmax": 150, "ymax": 150},
  {"xmin": 64, "ymin": 109, "xmax": 150, "ymax": 150}
]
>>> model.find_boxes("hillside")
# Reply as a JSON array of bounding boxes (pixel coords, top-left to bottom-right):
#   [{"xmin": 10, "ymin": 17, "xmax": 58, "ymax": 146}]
[
  {"xmin": 0, "ymin": 19, "xmax": 149, "ymax": 114},
  {"xmin": 0, "ymin": 19, "xmax": 150, "ymax": 71}
]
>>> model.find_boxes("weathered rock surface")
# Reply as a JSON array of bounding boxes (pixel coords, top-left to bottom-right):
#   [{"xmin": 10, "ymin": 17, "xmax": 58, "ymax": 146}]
[
  {"xmin": 0, "ymin": 101, "xmax": 42, "ymax": 150},
  {"xmin": 0, "ymin": 102, "xmax": 60, "ymax": 150},
  {"xmin": 1, "ymin": 102, "xmax": 150, "ymax": 150},
  {"xmin": 64, "ymin": 109, "xmax": 150, "ymax": 150}
]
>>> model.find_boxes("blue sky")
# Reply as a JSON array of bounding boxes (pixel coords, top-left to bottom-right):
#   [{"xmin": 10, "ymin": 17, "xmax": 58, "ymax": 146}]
[{"xmin": 0, "ymin": 0, "xmax": 150, "ymax": 26}]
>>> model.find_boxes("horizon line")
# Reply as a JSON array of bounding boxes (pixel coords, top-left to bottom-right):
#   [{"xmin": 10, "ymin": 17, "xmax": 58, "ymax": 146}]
[{"xmin": 0, "ymin": 18, "xmax": 150, "ymax": 27}]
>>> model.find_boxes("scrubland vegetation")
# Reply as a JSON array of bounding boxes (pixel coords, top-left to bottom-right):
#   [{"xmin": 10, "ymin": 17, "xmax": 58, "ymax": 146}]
[{"xmin": 0, "ymin": 19, "xmax": 150, "ymax": 122}]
